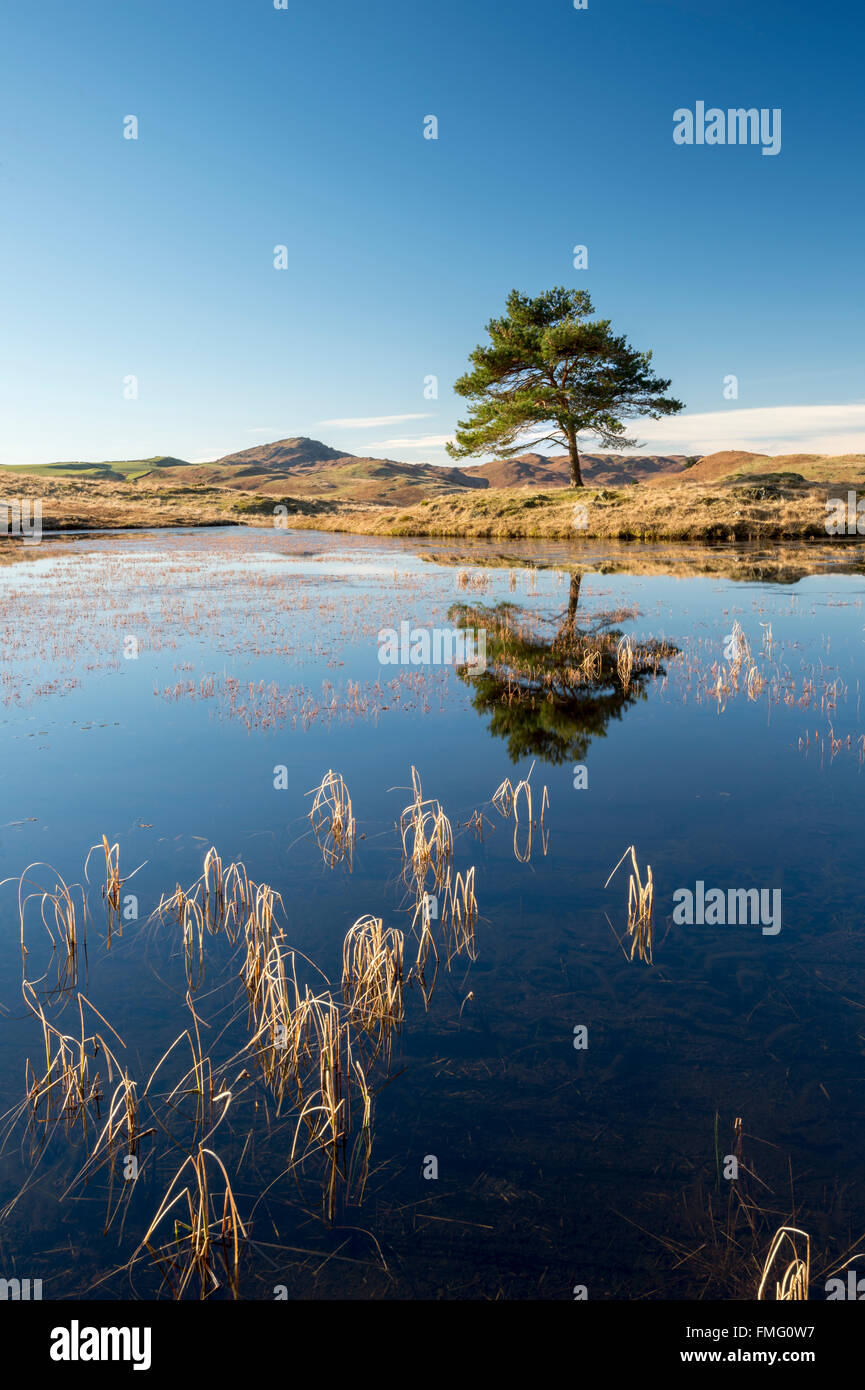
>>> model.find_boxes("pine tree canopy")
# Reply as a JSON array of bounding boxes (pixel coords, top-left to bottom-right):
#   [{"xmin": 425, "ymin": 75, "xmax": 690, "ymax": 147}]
[{"xmin": 445, "ymin": 288, "xmax": 685, "ymax": 486}]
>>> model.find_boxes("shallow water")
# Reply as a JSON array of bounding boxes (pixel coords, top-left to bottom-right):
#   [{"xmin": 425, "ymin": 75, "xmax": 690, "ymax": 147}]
[{"xmin": 1, "ymin": 525, "xmax": 864, "ymax": 1299}]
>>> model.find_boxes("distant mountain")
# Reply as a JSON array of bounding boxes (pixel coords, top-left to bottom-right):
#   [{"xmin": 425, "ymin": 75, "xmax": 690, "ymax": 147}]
[
  {"xmin": 164, "ymin": 437, "xmax": 486, "ymax": 504},
  {"xmin": 463, "ymin": 452, "xmax": 692, "ymax": 489},
  {"xmin": 11, "ymin": 437, "xmax": 863, "ymax": 515},
  {"xmin": 214, "ymin": 437, "xmax": 351, "ymax": 470},
  {"xmin": 39, "ymin": 435, "xmax": 852, "ymax": 505}
]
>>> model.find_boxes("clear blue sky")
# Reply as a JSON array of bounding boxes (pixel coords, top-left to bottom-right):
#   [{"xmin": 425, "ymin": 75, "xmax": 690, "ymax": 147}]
[{"xmin": 1, "ymin": 0, "xmax": 862, "ymax": 466}]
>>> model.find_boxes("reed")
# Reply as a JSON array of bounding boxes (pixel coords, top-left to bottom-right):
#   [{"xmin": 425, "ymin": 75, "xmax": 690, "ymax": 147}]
[
  {"xmin": 142, "ymin": 1145, "xmax": 246, "ymax": 1299},
  {"xmin": 757, "ymin": 1226, "xmax": 811, "ymax": 1301},
  {"xmin": 307, "ymin": 770, "xmax": 356, "ymax": 868},
  {"xmin": 251, "ymin": 946, "xmax": 311, "ymax": 1105},
  {"xmin": 99, "ymin": 836, "xmax": 122, "ymax": 913},
  {"xmin": 22, "ymin": 985, "xmax": 125, "ymax": 1136},
  {"xmin": 441, "ymin": 867, "xmax": 478, "ymax": 965},
  {"xmin": 289, "ymin": 992, "xmax": 356, "ymax": 1160},
  {"xmin": 410, "ymin": 888, "xmax": 440, "ymax": 982},
  {"xmin": 158, "ymin": 882, "xmax": 207, "ymax": 987},
  {"xmin": 399, "ymin": 767, "xmax": 453, "ymax": 889},
  {"xmin": 202, "ymin": 847, "xmax": 226, "ymax": 931},
  {"xmin": 581, "ymin": 648, "xmax": 602, "ymax": 679},
  {"xmin": 241, "ymin": 882, "xmax": 284, "ymax": 1011},
  {"xmin": 605, "ymin": 845, "xmax": 654, "ymax": 963},
  {"xmin": 8, "ymin": 863, "xmax": 89, "ymax": 990},
  {"xmin": 83, "ymin": 837, "xmax": 146, "ymax": 942},
  {"xmin": 493, "ymin": 762, "xmax": 544, "ymax": 861},
  {"xmin": 616, "ymin": 635, "xmax": 634, "ymax": 691},
  {"xmin": 342, "ymin": 915, "xmax": 404, "ymax": 1046},
  {"xmin": 492, "ymin": 777, "xmax": 514, "ymax": 818}
]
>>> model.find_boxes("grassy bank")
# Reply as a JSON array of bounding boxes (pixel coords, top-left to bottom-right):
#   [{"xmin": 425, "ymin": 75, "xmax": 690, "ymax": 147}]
[
  {"xmin": 0, "ymin": 470, "xmax": 339, "ymax": 532},
  {"xmin": 1, "ymin": 467, "xmax": 861, "ymax": 543},
  {"xmin": 288, "ymin": 479, "xmax": 860, "ymax": 542}
]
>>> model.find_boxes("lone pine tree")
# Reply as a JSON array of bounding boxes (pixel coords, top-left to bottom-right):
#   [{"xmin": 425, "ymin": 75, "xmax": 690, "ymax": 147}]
[{"xmin": 446, "ymin": 288, "xmax": 684, "ymax": 487}]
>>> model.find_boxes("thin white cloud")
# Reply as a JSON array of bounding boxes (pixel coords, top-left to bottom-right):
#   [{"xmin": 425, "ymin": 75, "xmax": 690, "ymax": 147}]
[
  {"xmin": 245, "ymin": 427, "xmax": 276, "ymax": 434},
  {"xmin": 316, "ymin": 413, "xmax": 435, "ymax": 430},
  {"xmin": 607, "ymin": 403, "xmax": 865, "ymax": 456},
  {"xmin": 368, "ymin": 434, "xmax": 454, "ymax": 450}
]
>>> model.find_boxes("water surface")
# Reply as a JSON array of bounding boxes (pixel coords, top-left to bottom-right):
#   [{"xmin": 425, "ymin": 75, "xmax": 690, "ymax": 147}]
[{"xmin": 1, "ymin": 526, "xmax": 863, "ymax": 1299}]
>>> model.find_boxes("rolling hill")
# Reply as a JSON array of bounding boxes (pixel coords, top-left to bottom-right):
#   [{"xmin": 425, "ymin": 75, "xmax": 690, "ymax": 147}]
[
  {"xmin": 13, "ymin": 437, "xmax": 862, "ymax": 507},
  {"xmin": 643, "ymin": 450, "xmax": 865, "ymax": 487},
  {"xmin": 12, "ymin": 438, "xmax": 690, "ymax": 504},
  {"xmin": 464, "ymin": 451, "xmax": 691, "ymax": 488}
]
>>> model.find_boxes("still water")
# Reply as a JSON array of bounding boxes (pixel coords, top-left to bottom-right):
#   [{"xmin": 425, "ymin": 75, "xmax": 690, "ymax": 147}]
[{"xmin": 1, "ymin": 526, "xmax": 863, "ymax": 1299}]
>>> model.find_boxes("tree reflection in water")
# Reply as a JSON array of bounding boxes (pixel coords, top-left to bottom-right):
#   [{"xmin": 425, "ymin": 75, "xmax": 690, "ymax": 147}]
[{"xmin": 449, "ymin": 573, "xmax": 678, "ymax": 765}]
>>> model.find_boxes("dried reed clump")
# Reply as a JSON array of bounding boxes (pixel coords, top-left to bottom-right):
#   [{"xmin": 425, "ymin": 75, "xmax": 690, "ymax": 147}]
[
  {"xmin": 22, "ymin": 985, "xmax": 125, "ymax": 1137},
  {"xmin": 240, "ymin": 930, "xmax": 373, "ymax": 1214},
  {"xmin": 82, "ymin": 837, "xmax": 146, "ymax": 945},
  {"xmin": 158, "ymin": 882, "xmax": 207, "ymax": 987},
  {"xmin": 5, "ymin": 862, "xmax": 89, "ymax": 991},
  {"xmin": 605, "ymin": 845, "xmax": 654, "ymax": 964},
  {"xmin": 408, "ymin": 864, "xmax": 479, "ymax": 985},
  {"xmin": 97, "ymin": 835, "xmax": 122, "ymax": 913},
  {"xmin": 155, "ymin": 848, "xmax": 260, "ymax": 987},
  {"xmin": 307, "ymin": 770, "xmax": 356, "ymax": 868},
  {"xmin": 757, "ymin": 1226, "xmax": 811, "ymax": 1301},
  {"xmin": 581, "ymin": 648, "xmax": 603, "ymax": 679},
  {"xmin": 240, "ymin": 882, "xmax": 284, "ymax": 1011},
  {"xmin": 491, "ymin": 762, "xmax": 548, "ymax": 862},
  {"xmin": 441, "ymin": 867, "xmax": 478, "ymax": 965},
  {"xmin": 616, "ymin": 635, "xmax": 634, "ymax": 691},
  {"xmin": 409, "ymin": 890, "xmax": 440, "ymax": 987},
  {"xmin": 286, "ymin": 991, "xmax": 370, "ymax": 1178},
  {"xmin": 399, "ymin": 766, "xmax": 453, "ymax": 889},
  {"xmin": 201, "ymin": 847, "xmax": 254, "ymax": 936},
  {"xmin": 342, "ymin": 915, "xmax": 404, "ymax": 1042},
  {"xmin": 141, "ymin": 1144, "xmax": 247, "ymax": 1300}
]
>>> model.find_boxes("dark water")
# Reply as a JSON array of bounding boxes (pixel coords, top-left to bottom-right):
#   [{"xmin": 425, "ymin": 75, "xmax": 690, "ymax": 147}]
[{"xmin": 1, "ymin": 526, "xmax": 864, "ymax": 1300}]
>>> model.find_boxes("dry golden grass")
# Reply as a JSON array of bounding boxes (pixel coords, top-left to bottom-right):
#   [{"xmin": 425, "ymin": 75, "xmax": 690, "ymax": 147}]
[
  {"xmin": 3, "ymin": 460, "xmax": 861, "ymax": 542},
  {"xmin": 285, "ymin": 479, "xmax": 860, "ymax": 542}
]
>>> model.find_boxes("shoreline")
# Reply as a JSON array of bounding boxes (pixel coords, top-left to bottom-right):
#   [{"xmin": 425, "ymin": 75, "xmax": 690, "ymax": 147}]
[{"xmin": 1, "ymin": 472, "xmax": 863, "ymax": 546}]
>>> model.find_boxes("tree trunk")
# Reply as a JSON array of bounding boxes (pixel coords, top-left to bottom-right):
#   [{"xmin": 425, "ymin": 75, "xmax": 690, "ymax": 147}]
[
  {"xmin": 566, "ymin": 573, "xmax": 582, "ymax": 627},
  {"xmin": 566, "ymin": 428, "xmax": 583, "ymax": 487}
]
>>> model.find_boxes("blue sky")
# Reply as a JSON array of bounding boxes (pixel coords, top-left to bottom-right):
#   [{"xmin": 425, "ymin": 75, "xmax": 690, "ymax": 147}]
[{"xmin": 1, "ymin": 0, "xmax": 862, "ymax": 467}]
